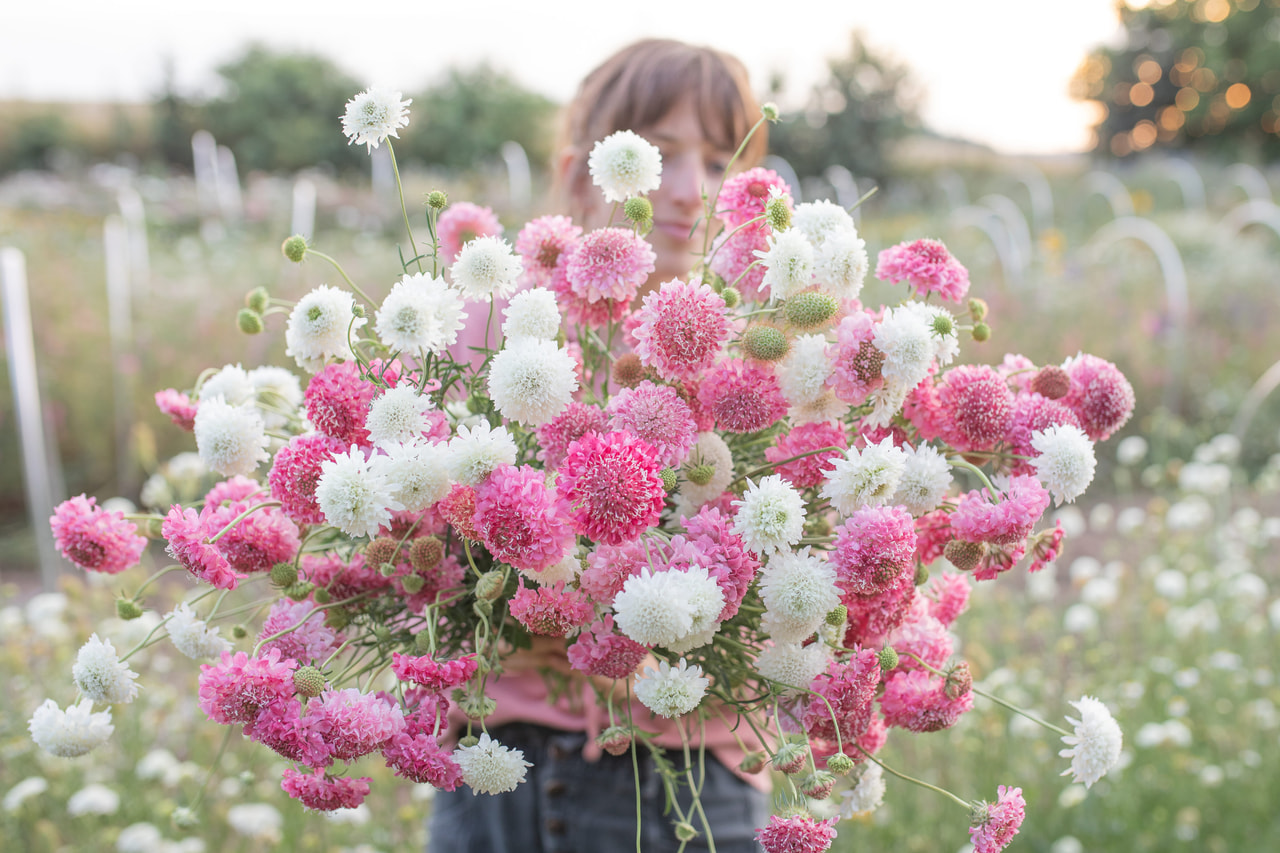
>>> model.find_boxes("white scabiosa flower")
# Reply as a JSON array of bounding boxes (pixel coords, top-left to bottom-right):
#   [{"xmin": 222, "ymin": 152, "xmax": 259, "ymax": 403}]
[
  {"xmin": 285, "ymin": 285, "xmax": 366, "ymax": 371},
  {"xmin": 375, "ymin": 272, "xmax": 467, "ymax": 355},
  {"xmin": 502, "ymin": 287, "xmax": 562, "ymax": 341},
  {"xmin": 732, "ymin": 474, "xmax": 806, "ymax": 555},
  {"xmin": 72, "ymin": 634, "xmax": 139, "ymax": 705},
  {"xmin": 613, "ymin": 569, "xmax": 694, "ymax": 648},
  {"xmin": 820, "ymin": 436, "xmax": 907, "ymax": 516},
  {"xmin": 28, "ymin": 698, "xmax": 113, "ymax": 757},
  {"xmin": 198, "ymin": 364, "xmax": 254, "ymax": 405},
  {"xmin": 315, "ymin": 445, "xmax": 404, "ymax": 538},
  {"xmin": 227, "ymin": 803, "xmax": 284, "ymax": 842},
  {"xmin": 366, "ymin": 384, "xmax": 435, "ymax": 448},
  {"xmin": 662, "ymin": 566, "xmax": 727, "ymax": 654},
  {"xmin": 588, "ymin": 129, "xmax": 662, "ymax": 202},
  {"xmin": 341, "ymin": 87, "xmax": 411, "ymax": 152},
  {"xmin": 166, "ymin": 601, "xmax": 231, "ymax": 660},
  {"xmin": 448, "ymin": 422, "xmax": 517, "ymax": 486},
  {"xmin": 1032, "ymin": 424, "xmax": 1097, "ymax": 506},
  {"xmin": 1059, "ymin": 695, "xmax": 1123, "ymax": 788},
  {"xmin": 67, "ymin": 783, "xmax": 120, "ymax": 816},
  {"xmin": 116, "ymin": 823, "xmax": 165, "ymax": 853},
  {"xmin": 866, "ymin": 302, "xmax": 953, "ymax": 428},
  {"xmin": 249, "ymin": 365, "xmax": 303, "ymax": 412},
  {"xmin": 839, "ymin": 762, "xmax": 886, "ymax": 817},
  {"xmin": 487, "ymin": 337, "xmax": 578, "ymax": 427},
  {"xmin": 520, "ymin": 548, "xmax": 581, "ymax": 587},
  {"xmin": 777, "ymin": 334, "xmax": 833, "ymax": 407},
  {"xmin": 755, "ymin": 640, "xmax": 831, "ymax": 693},
  {"xmin": 891, "ymin": 442, "xmax": 953, "ymax": 515},
  {"xmin": 755, "ymin": 228, "xmax": 814, "ymax": 302},
  {"xmin": 375, "ymin": 440, "xmax": 453, "ymax": 513},
  {"xmin": 814, "ymin": 227, "xmax": 868, "ymax": 302},
  {"xmin": 757, "ymin": 548, "xmax": 841, "ymax": 643},
  {"xmin": 677, "ymin": 432, "xmax": 735, "ymax": 511},
  {"xmin": 634, "ymin": 658, "xmax": 708, "ymax": 718},
  {"xmin": 792, "ymin": 199, "xmax": 856, "ymax": 246},
  {"xmin": 789, "ymin": 390, "xmax": 851, "ymax": 426},
  {"xmin": 193, "ymin": 397, "xmax": 269, "ymax": 478},
  {"xmin": 454, "ymin": 733, "xmax": 532, "ymax": 795},
  {"xmin": 451, "ymin": 236, "xmax": 523, "ymax": 301}
]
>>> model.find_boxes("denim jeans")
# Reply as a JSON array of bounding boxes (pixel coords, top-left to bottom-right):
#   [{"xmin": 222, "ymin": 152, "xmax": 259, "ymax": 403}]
[{"xmin": 427, "ymin": 722, "xmax": 769, "ymax": 853}]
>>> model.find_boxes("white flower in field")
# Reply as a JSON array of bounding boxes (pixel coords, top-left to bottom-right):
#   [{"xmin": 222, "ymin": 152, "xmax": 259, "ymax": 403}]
[
  {"xmin": 814, "ymin": 226, "xmax": 868, "ymax": 301},
  {"xmin": 777, "ymin": 334, "xmax": 832, "ymax": 407},
  {"xmin": 341, "ymin": 87, "xmax": 411, "ymax": 151},
  {"xmin": 487, "ymin": 337, "xmax": 579, "ymax": 426},
  {"xmin": 754, "ymin": 228, "xmax": 814, "ymax": 302},
  {"xmin": 1031, "ymin": 424, "xmax": 1096, "ymax": 506},
  {"xmin": 375, "ymin": 440, "xmax": 452, "ymax": 512},
  {"xmin": 839, "ymin": 761, "xmax": 886, "ymax": 817},
  {"xmin": 67, "ymin": 783, "xmax": 120, "ymax": 816},
  {"xmin": 193, "ymin": 397, "xmax": 269, "ymax": 478},
  {"xmin": 1059, "ymin": 696, "xmax": 1123, "ymax": 788},
  {"xmin": 634, "ymin": 657, "xmax": 708, "ymax": 718},
  {"xmin": 451, "ymin": 236, "xmax": 523, "ymax": 301},
  {"xmin": 116, "ymin": 823, "xmax": 165, "ymax": 853},
  {"xmin": 166, "ymin": 601, "xmax": 231, "ymax": 660},
  {"xmin": 447, "ymin": 422, "xmax": 517, "ymax": 486},
  {"xmin": 135, "ymin": 748, "xmax": 182, "ymax": 785},
  {"xmin": 733, "ymin": 474, "xmax": 806, "ymax": 555},
  {"xmin": 375, "ymin": 272, "xmax": 467, "ymax": 355},
  {"xmin": 792, "ymin": 199, "xmax": 855, "ymax": 246},
  {"xmin": 613, "ymin": 569, "xmax": 695, "ymax": 648},
  {"xmin": 1177, "ymin": 461, "xmax": 1232, "ymax": 497},
  {"xmin": 755, "ymin": 640, "xmax": 831, "ymax": 693},
  {"xmin": 227, "ymin": 803, "xmax": 284, "ymax": 842},
  {"xmin": 502, "ymin": 287, "xmax": 562, "ymax": 341},
  {"xmin": 820, "ymin": 436, "xmax": 907, "ymax": 516},
  {"xmin": 72, "ymin": 634, "xmax": 139, "ymax": 704},
  {"xmin": 588, "ymin": 129, "xmax": 662, "ymax": 202},
  {"xmin": 366, "ymin": 384, "xmax": 436, "ymax": 448},
  {"xmin": 29, "ymin": 698, "xmax": 113, "ymax": 757},
  {"xmin": 1115, "ymin": 435, "xmax": 1148, "ymax": 467},
  {"xmin": 677, "ymin": 432, "xmax": 735, "ymax": 511},
  {"xmin": 757, "ymin": 548, "xmax": 841, "ymax": 643},
  {"xmin": 323, "ymin": 803, "xmax": 371, "ymax": 825},
  {"xmin": 891, "ymin": 442, "xmax": 952, "ymax": 515},
  {"xmin": 285, "ymin": 285, "xmax": 366, "ymax": 370},
  {"xmin": 454, "ymin": 733, "xmax": 531, "ymax": 795},
  {"xmin": 315, "ymin": 445, "xmax": 404, "ymax": 538},
  {"xmin": 198, "ymin": 363, "xmax": 254, "ymax": 405},
  {"xmin": 3, "ymin": 777, "xmax": 48, "ymax": 813}
]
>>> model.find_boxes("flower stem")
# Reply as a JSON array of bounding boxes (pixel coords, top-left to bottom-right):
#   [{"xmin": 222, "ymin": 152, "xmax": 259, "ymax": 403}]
[
  {"xmin": 387, "ymin": 141, "xmax": 423, "ymax": 273},
  {"xmin": 206, "ymin": 501, "xmax": 281, "ymax": 544},
  {"xmin": 306, "ymin": 248, "xmax": 377, "ymax": 306},
  {"xmin": 855, "ymin": 745, "xmax": 972, "ymax": 811}
]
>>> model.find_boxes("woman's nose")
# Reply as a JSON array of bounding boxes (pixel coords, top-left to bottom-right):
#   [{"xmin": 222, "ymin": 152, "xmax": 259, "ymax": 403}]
[{"xmin": 663, "ymin": 152, "xmax": 705, "ymax": 208}]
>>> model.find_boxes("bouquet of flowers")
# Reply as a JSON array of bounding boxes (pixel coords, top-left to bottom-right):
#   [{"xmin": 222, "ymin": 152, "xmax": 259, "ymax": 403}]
[{"xmin": 33, "ymin": 88, "xmax": 1129, "ymax": 852}]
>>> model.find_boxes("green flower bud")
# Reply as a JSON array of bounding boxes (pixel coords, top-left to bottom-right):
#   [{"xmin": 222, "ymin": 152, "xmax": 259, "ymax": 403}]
[
  {"xmin": 741, "ymin": 324, "xmax": 790, "ymax": 361},
  {"xmin": 293, "ymin": 665, "xmax": 326, "ymax": 698},
  {"xmin": 931, "ymin": 313, "xmax": 954, "ymax": 337},
  {"xmin": 231, "ymin": 625, "xmax": 248, "ymax": 640},
  {"xmin": 281, "ymin": 235, "xmax": 308, "ymax": 263},
  {"xmin": 685, "ymin": 463, "xmax": 715, "ymax": 487},
  {"xmin": 473, "ymin": 598, "xmax": 494, "ymax": 619},
  {"xmin": 414, "ymin": 630, "xmax": 434, "ymax": 654},
  {"xmin": 116, "ymin": 599, "xmax": 145, "ymax": 620},
  {"xmin": 312, "ymin": 587, "xmax": 332, "ymax": 604},
  {"xmin": 674, "ymin": 823, "xmax": 699, "ymax": 843},
  {"xmin": 738, "ymin": 751, "xmax": 768, "ymax": 774},
  {"xmin": 761, "ymin": 102, "xmax": 780, "ymax": 122},
  {"xmin": 171, "ymin": 807, "xmax": 199, "ymax": 831},
  {"xmin": 426, "ymin": 190, "xmax": 449, "ymax": 210},
  {"xmin": 943, "ymin": 539, "xmax": 984, "ymax": 572},
  {"xmin": 914, "ymin": 562, "xmax": 931, "ymax": 586},
  {"xmin": 624, "ymin": 196, "xmax": 654, "ymax": 225},
  {"xmin": 400, "ymin": 573, "xmax": 426, "ymax": 594},
  {"xmin": 456, "ymin": 734, "xmax": 480, "ymax": 748},
  {"xmin": 459, "ymin": 693, "xmax": 496, "ymax": 721},
  {"xmin": 145, "ymin": 518, "xmax": 165, "ymax": 539},
  {"xmin": 237, "ymin": 308, "xmax": 264, "ymax": 335},
  {"xmin": 372, "ymin": 624, "xmax": 392, "ymax": 644},
  {"xmin": 378, "ymin": 561, "xmax": 397, "ymax": 578},
  {"xmin": 971, "ymin": 322, "xmax": 991, "ymax": 342},
  {"xmin": 800, "ymin": 770, "xmax": 836, "ymax": 799},
  {"xmin": 245, "ymin": 286, "xmax": 270, "ymax": 314},
  {"xmin": 474, "ymin": 570, "xmax": 505, "ymax": 601},
  {"xmin": 720, "ymin": 286, "xmax": 741, "ymax": 308},
  {"xmin": 284, "ymin": 580, "xmax": 316, "ymax": 601},
  {"xmin": 771, "ymin": 740, "xmax": 809, "ymax": 775},
  {"xmin": 324, "ymin": 608, "xmax": 349, "ymax": 631},
  {"xmin": 783, "ymin": 291, "xmax": 839, "ymax": 329},
  {"xmin": 352, "ymin": 303, "xmax": 366, "ymax": 319},
  {"xmin": 826, "ymin": 753, "xmax": 856, "ymax": 776},
  {"xmin": 270, "ymin": 562, "xmax": 298, "ymax": 587},
  {"xmin": 877, "ymin": 646, "xmax": 900, "ymax": 672},
  {"xmin": 968, "ymin": 297, "xmax": 988, "ymax": 322},
  {"xmin": 825, "ymin": 604, "xmax": 848, "ymax": 627},
  {"xmin": 658, "ymin": 467, "xmax": 678, "ymax": 493},
  {"xmin": 765, "ymin": 197, "xmax": 791, "ymax": 232}
]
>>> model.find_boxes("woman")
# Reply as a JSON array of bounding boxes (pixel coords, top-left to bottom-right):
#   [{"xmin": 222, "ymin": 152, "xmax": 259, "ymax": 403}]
[{"xmin": 429, "ymin": 39, "xmax": 773, "ymax": 853}]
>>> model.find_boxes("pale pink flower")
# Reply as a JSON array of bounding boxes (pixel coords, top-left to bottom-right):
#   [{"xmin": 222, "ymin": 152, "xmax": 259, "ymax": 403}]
[
  {"xmin": 567, "ymin": 614, "xmax": 648, "ymax": 679},
  {"xmin": 697, "ymin": 359, "xmax": 789, "ymax": 434},
  {"xmin": 951, "ymin": 475, "xmax": 1050, "ymax": 546},
  {"xmin": 508, "ymin": 580, "xmax": 595, "ymax": 637},
  {"xmin": 563, "ymin": 227, "xmax": 655, "ymax": 305},
  {"xmin": 258, "ymin": 599, "xmax": 344, "ymax": 666},
  {"xmin": 880, "ymin": 669, "xmax": 974, "ymax": 732},
  {"xmin": 437, "ymin": 202, "xmax": 503, "ymax": 263},
  {"xmin": 155, "ymin": 388, "xmax": 198, "ymax": 431},
  {"xmin": 163, "ymin": 504, "xmax": 241, "ymax": 590},
  {"xmin": 308, "ymin": 688, "xmax": 405, "ymax": 761},
  {"xmin": 936, "ymin": 364, "xmax": 1014, "ymax": 453},
  {"xmin": 280, "ymin": 767, "xmax": 371, "ymax": 811},
  {"xmin": 1061, "ymin": 353, "xmax": 1135, "ymax": 441},
  {"xmin": 383, "ymin": 732, "xmax": 464, "ymax": 789},
  {"xmin": 632, "ymin": 279, "xmax": 731, "ymax": 382},
  {"xmin": 514, "ymin": 215, "xmax": 581, "ymax": 288},
  {"xmin": 606, "ymin": 380, "xmax": 697, "ymax": 468},
  {"xmin": 473, "ymin": 464, "xmax": 575, "ymax": 572},
  {"xmin": 717, "ymin": 167, "xmax": 792, "ymax": 232},
  {"xmin": 198, "ymin": 648, "xmax": 297, "ymax": 725},
  {"xmin": 969, "ymin": 785, "xmax": 1026, "ymax": 853},
  {"xmin": 827, "ymin": 311, "xmax": 884, "ymax": 405},
  {"xmin": 50, "ymin": 495, "xmax": 147, "ymax": 575},
  {"xmin": 831, "ymin": 506, "xmax": 917, "ymax": 598},
  {"xmin": 875, "ymin": 238, "xmax": 970, "ymax": 302},
  {"xmin": 764, "ymin": 421, "xmax": 847, "ymax": 489},
  {"xmin": 244, "ymin": 697, "xmax": 333, "ymax": 768}
]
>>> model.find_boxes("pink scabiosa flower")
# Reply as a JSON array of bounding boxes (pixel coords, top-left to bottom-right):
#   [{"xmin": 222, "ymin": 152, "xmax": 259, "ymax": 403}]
[
  {"xmin": 579, "ymin": 539, "xmax": 658, "ymax": 607},
  {"xmin": 843, "ymin": 570, "xmax": 917, "ymax": 648},
  {"xmin": 244, "ymin": 697, "xmax": 333, "ymax": 768},
  {"xmin": 875, "ymin": 238, "xmax": 970, "ymax": 302},
  {"xmin": 765, "ymin": 421, "xmax": 847, "ymax": 489},
  {"xmin": 885, "ymin": 597, "xmax": 954, "ymax": 673},
  {"xmin": 755, "ymin": 813, "xmax": 838, "ymax": 853},
  {"xmin": 437, "ymin": 484, "xmax": 480, "ymax": 540},
  {"xmin": 804, "ymin": 649, "xmax": 881, "ymax": 745},
  {"xmin": 683, "ymin": 506, "xmax": 760, "ymax": 621},
  {"xmin": 827, "ymin": 311, "xmax": 884, "ymax": 406},
  {"xmin": 50, "ymin": 495, "xmax": 147, "ymax": 575},
  {"xmin": 304, "ymin": 361, "xmax": 378, "ymax": 447},
  {"xmin": 563, "ymin": 227, "xmax": 655, "ymax": 305},
  {"xmin": 1006, "ymin": 392, "xmax": 1083, "ymax": 475},
  {"xmin": 557, "ymin": 430, "xmax": 666, "ymax": 545},
  {"xmin": 567, "ymin": 614, "xmax": 649, "ymax": 679},
  {"xmin": 508, "ymin": 579, "xmax": 595, "ymax": 637},
  {"xmin": 1028, "ymin": 520, "xmax": 1065, "ymax": 573},
  {"xmin": 258, "ymin": 599, "xmax": 344, "ymax": 666},
  {"xmin": 549, "ymin": 254, "xmax": 630, "ymax": 326},
  {"xmin": 163, "ymin": 504, "xmax": 241, "ymax": 590},
  {"xmin": 973, "ymin": 541, "xmax": 1028, "ymax": 582},
  {"xmin": 437, "ymin": 202, "xmax": 503, "ymax": 263},
  {"xmin": 1060, "ymin": 353, "xmax": 1135, "ymax": 441},
  {"xmin": 203, "ymin": 475, "xmax": 264, "ymax": 508},
  {"xmin": 709, "ymin": 228, "xmax": 771, "ymax": 303},
  {"xmin": 514, "ymin": 214, "xmax": 582, "ymax": 288},
  {"xmin": 472, "ymin": 464, "xmax": 575, "ymax": 572},
  {"xmin": 155, "ymin": 388, "xmax": 198, "ymax": 431},
  {"xmin": 632, "ymin": 279, "xmax": 731, "ymax": 382},
  {"xmin": 698, "ymin": 359, "xmax": 788, "ymax": 434},
  {"xmin": 951, "ymin": 475, "xmax": 1050, "ymax": 546},
  {"xmin": 535, "ymin": 401, "xmax": 608, "ymax": 470},
  {"xmin": 269, "ymin": 433, "xmax": 346, "ymax": 526},
  {"xmin": 198, "ymin": 648, "xmax": 297, "ymax": 725},
  {"xmin": 935, "ymin": 365, "xmax": 1014, "ymax": 453},
  {"xmin": 717, "ymin": 167, "xmax": 791, "ymax": 232},
  {"xmin": 383, "ymin": 731, "xmax": 464, "ymax": 789},
  {"xmin": 391, "ymin": 652, "xmax": 479, "ymax": 693},
  {"xmin": 204, "ymin": 501, "xmax": 300, "ymax": 574},
  {"xmin": 299, "ymin": 550, "xmax": 389, "ymax": 603},
  {"xmin": 309, "ymin": 688, "xmax": 405, "ymax": 761},
  {"xmin": 969, "ymin": 785, "xmax": 1027, "ymax": 853},
  {"xmin": 880, "ymin": 668, "xmax": 974, "ymax": 732},
  {"xmin": 831, "ymin": 506, "xmax": 917, "ymax": 598},
  {"xmin": 280, "ymin": 767, "xmax": 371, "ymax": 811},
  {"xmin": 607, "ymin": 381, "xmax": 698, "ymax": 468},
  {"xmin": 913, "ymin": 508, "xmax": 954, "ymax": 566},
  {"xmin": 924, "ymin": 571, "xmax": 971, "ymax": 627}
]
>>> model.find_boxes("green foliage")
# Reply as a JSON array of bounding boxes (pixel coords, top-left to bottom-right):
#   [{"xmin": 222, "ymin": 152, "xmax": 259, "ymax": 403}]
[
  {"xmin": 767, "ymin": 31, "xmax": 922, "ymax": 186},
  {"xmin": 1072, "ymin": 0, "xmax": 1280, "ymax": 160},
  {"xmin": 0, "ymin": 113, "xmax": 78, "ymax": 171},
  {"xmin": 397, "ymin": 64, "xmax": 557, "ymax": 172}
]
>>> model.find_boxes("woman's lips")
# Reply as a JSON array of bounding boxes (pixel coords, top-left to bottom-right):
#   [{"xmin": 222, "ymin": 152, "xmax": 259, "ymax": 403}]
[{"xmin": 652, "ymin": 220, "xmax": 698, "ymax": 240}]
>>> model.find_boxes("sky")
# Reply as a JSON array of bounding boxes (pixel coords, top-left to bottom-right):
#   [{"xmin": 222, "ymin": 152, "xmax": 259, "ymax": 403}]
[{"xmin": 2, "ymin": 0, "xmax": 1126, "ymax": 155}]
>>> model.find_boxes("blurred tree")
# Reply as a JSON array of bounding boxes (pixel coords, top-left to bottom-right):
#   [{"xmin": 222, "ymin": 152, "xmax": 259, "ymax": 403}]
[
  {"xmin": 152, "ymin": 58, "xmax": 198, "ymax": 168},
  {"xmin": 767, "ymin": 31, "xmax": 922, "ymax": 187},
  {"xmin": 0, "ymin": 113, "xmax": 76, "ymax": 172},
  {"xmin": 398, "ymin": 64, "xmax": 558, "ymax": 172},
  {"xmin": 202, "ymin": 44, "xmax": 365, "ymax": 173},
  {"xmin": 1071, "ymin": 0, "xmax": 1280, "ymax": 160}
]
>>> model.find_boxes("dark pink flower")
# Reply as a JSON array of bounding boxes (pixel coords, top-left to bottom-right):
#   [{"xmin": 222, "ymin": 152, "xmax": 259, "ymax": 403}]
[
  {"xmin": 391, "ymin": 652, "xmax": 479, "ymax": 693},
  {"xmin": 1061, "ymin": 353, "xmax": 1135, "ymax": 441},
  {"xmin": 244, "ymin": 697, "xmax": 333, "ymax": 768},
  {"xmin": 198, "ymin": 648, "xmax": 297, "ymax": 725},
  {"xmin": 280, "ymin": 767, "xmax": 371, "ymax": 811},
  {"xmin": 269, "ymin": 433, "xmax": 346, "ymax": 526},
  {"xmin": 557, "ymin": 430, "xmax": 666, "ymax": 545},
  {"xmin": 205, "ymin": 501, "xmax": 300, "ymax": 574},
  {"xmin": 831, "ymin": 506, "xmax": 917, "ymax": 598},
  {"xmin": 567, "ymin": 615, "xmax": 648, "ymax": 679},
  {"xmin": 383, "ymin": 732, "xmax": 464, "ymax": 789},
  {"xmin": 473, "ymin": 464, "xmax": 575, "ymax": 572},
  {"xmin": 804, "ymin": 650, "xmax": 881, "ymax": 745},
  {"xmin": 304, "ymin": 361, "xmax": 378, "ymax": 447},
  {"xmin": 765, "ymin": 421, "xmax": 847, "ymax": 489},
  {"xmin": 697, "ymin": 358, "xmax": 788, "ymax": 434},
  {"xmin": 754, "ymin": 813, "xmax": 838, "ymax": 853},
  {"xmin": 535, "ymin": 401, "xmax": 608, "ymax": 470},
  {"xmin": 308, "ymin": 688, "xmax": 406, "ymax": 761},
  {"xmin": 936, "ymin": 365, "xmax": 1014, "ymax": 453},
  {"xmin": 154, "ymin": 388, "xmax": 198, "ymax": 431},
  {"xmin": 563, "ymin": 227, "xmax": 655, "ymax": 305},
  {"xmin": 880, "ymin": 669, "xmax": 973, "ymax": 732},
  {"xmin": 163, "ymin": 504, "xmax": 241, "ymax": 589},
  {"xmin": 632, "ymin": 279, "xmax": 731, "ymax": 381},
  {"xmin": 50, "ymin": 494, "xmax": 146, "ymax": 575},
  {"xmin": 508, "ymin": 580, "xmax": 595, "ymax": 637},
  {"xmin": 969, "ymin": 785, "xmax": 1026, "ymax": 853}
]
